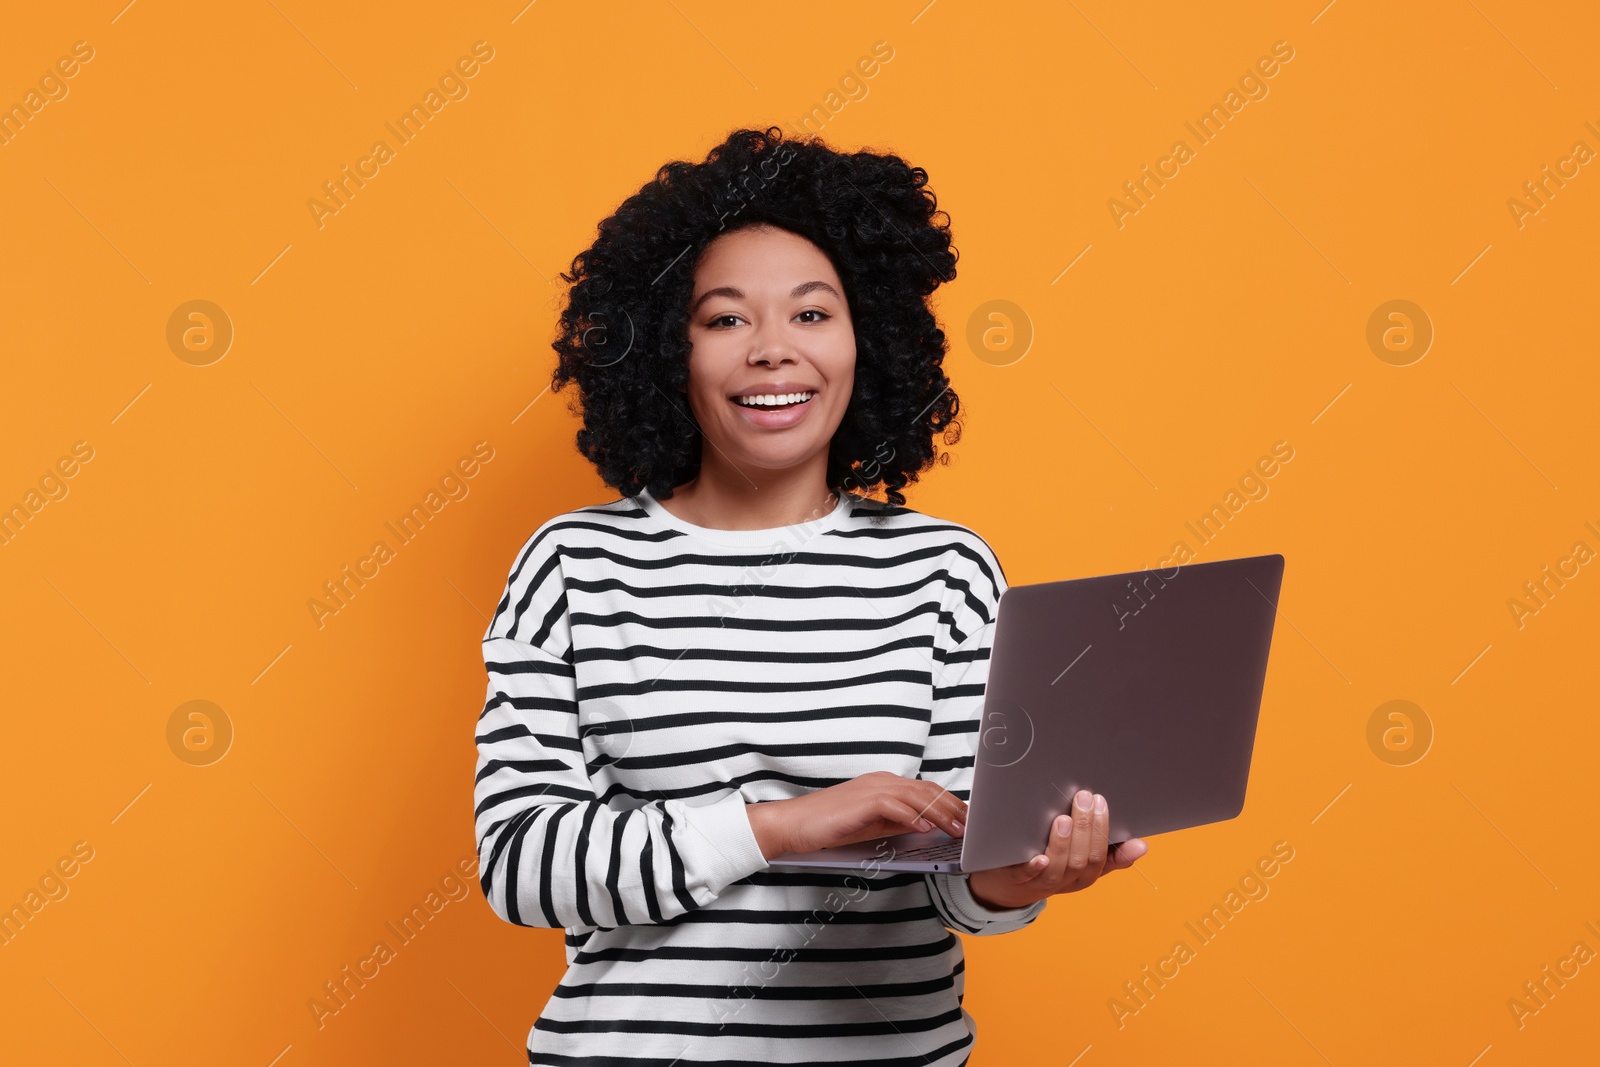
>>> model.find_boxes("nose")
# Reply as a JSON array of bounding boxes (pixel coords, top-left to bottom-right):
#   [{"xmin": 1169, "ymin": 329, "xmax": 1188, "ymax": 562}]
[
  {"xmin": 749, "ymin": 349, "xmax": 797, "ymax": 368},
  {"xmin": 748, "ymin": 317, "xmax": 798, "ymax": 367}
]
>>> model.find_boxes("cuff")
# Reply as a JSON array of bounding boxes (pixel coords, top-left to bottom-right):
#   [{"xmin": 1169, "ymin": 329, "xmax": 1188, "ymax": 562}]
[
  {"xmin": 945, "ymin": 872, "xmax": 1048, "ymax": 929},
  {"xmin": 676, "ymin": 790, "xmax": 771, "ymax": 894}
]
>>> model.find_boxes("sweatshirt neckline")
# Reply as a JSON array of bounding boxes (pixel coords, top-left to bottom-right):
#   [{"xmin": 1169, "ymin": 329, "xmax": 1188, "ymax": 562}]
[{"xmin": 635, "ymin": 486, "xmax": 856, "ymax": 547}]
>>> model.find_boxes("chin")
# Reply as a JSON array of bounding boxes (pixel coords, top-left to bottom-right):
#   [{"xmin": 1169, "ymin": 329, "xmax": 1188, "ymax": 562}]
[{"xmin": 740, "ymin": 449, "xmax": 825, "ymax": 470}]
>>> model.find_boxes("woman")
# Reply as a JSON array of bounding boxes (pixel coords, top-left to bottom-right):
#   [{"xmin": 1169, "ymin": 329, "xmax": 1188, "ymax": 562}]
[{"xmin": 473, "ymin": 126, "xmax": 1148, "ymax": 1064}]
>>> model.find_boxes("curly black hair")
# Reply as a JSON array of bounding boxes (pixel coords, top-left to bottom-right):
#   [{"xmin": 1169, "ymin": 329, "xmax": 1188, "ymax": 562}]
[{"xmin": 549, "ymin": 125, "xmax": 964, "ymax": 509}]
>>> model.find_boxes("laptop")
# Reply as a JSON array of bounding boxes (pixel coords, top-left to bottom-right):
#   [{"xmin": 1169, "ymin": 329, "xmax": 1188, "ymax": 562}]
[{"xmin": 768, "ymin": 552, "xmax": 1286, "ymax": 873}]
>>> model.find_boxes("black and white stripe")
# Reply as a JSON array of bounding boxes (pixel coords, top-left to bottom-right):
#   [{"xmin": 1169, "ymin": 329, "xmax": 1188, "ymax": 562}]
[{"xmin": 473, "ymin": 487, "xmax": 1047, "ymax": 1064}]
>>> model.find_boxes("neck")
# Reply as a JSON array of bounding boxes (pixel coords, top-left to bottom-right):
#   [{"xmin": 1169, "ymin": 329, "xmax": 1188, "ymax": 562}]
[{"xmin": 660, "ymin": 455, "xmax": 839, "ymax": 531}]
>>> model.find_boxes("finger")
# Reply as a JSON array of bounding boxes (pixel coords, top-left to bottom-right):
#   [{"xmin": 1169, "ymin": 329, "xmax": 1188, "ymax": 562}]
[
  {"xmin": 904, "ymin": 780, "xmax": 968, "ymax": 837},
  {"xmin": 1028, "ymin": 812, "xmax": 1075, "ymax": 886},
  {"xmin": 917, "ymin": 783, "xmax": 967, "ymax": 831},
  {"xmin": 1105, "ymin": 838, "xmax": 1148, "ymax": 872},
  {"xmin": 879, "ymin": 797, "xmax": 936, "ymax": 834},
  {"xmin": 1066, "ymin": 789, "xmax": 1096, "ymax": 870},
  {"xmin": 942, "ymin": 792, "xmax": 969, "ymax": 835},
  {"xmin": 927, "ymin": 782, "xmax": 969, "ymax": 830},
  {"xmin": 1089, "ymin": 794, "xmax": 1110, "ymax": 874}
]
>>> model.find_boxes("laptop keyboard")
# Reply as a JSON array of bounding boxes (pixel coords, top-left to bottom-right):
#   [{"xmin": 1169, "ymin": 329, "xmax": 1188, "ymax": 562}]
[{"xmin": 884, "ymin": 839, "xmax": 964, "ymax": 861}]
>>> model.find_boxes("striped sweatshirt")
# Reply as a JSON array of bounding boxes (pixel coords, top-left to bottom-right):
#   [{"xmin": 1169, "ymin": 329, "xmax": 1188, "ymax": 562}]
[{"xmin": 473, "ymin": 485, "xmax": 1048, "ymax": 1066}]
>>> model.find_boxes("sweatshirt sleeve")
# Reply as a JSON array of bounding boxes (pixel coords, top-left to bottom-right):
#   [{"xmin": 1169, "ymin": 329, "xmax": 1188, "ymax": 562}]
[
  {"xmin": 472, "ymin": 521, "xmax": 771, "ymax": 929},
  {"xmin": 918, "ymin": 532, "xmax": 1048, "ymax": 936}
]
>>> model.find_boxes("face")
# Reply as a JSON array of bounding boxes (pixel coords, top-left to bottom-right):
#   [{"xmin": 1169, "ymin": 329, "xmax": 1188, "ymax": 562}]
[{"xmin": 682, "ymin": 224, "xmax": 856, "ymax": 478}]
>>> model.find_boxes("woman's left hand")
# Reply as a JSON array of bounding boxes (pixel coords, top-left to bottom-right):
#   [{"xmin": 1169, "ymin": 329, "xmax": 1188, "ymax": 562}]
[{"xmin": 965, "ymin": 788, "xmax": 1147, "ymax": 911}]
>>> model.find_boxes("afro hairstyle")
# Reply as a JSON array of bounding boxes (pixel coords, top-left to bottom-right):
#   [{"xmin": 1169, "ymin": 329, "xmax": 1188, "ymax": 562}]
[{"xmin": 549, "ymin": 125, "xmax": 967, "ymax": 509}]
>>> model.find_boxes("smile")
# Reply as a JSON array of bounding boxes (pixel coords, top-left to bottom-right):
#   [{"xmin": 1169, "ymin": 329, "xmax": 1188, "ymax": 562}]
[
  {"xmin": 730, "ymin": 391, "xmax": 816, "ymax": 408},
  {"xmin": 727, "ymin": 390, "xmax": 818, "ymax": 427}
]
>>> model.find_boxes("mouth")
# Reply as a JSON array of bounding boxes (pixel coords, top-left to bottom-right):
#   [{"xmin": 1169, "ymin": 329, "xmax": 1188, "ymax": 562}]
[
  {"xmin": 727, "ymin": 389, "xmax": 818, "ymax": 427},
  {"xmin": 728, "ymin": 390, "xmax": 817, "ymax": 410}
]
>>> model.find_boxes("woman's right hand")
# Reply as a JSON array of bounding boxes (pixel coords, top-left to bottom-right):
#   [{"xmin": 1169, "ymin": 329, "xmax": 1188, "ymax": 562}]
[{"xmin": 745, "ymin": 772, "xmax": 968, "ymax": 859}]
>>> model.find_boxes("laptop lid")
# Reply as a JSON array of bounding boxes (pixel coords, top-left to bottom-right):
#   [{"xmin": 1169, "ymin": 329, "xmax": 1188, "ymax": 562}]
[{"xmin": 956, "ymin": 552, "xmax": 1285, "ymax": 872}]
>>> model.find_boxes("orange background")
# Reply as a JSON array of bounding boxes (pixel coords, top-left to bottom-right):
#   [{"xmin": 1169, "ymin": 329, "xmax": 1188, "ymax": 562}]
[{"xmin": 3, "ymin": 1, "xmax": 1597, "ymax": 1063}]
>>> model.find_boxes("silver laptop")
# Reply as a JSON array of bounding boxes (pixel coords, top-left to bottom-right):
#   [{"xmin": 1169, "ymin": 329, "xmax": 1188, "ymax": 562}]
[{"xmin": 768, "ymin": 552, "xmax": 1285, "ymax": 873}]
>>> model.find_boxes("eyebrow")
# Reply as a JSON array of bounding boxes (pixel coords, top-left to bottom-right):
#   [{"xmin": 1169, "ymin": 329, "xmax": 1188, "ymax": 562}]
[{"xmin": 689, "ymin": 280, "xmax": 842, "ymax": 315}]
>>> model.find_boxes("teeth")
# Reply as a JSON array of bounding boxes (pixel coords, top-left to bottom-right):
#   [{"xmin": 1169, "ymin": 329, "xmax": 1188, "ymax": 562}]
[{"xmin": 734, "ymin": 391, "xmax": 814, "ymax": 407}]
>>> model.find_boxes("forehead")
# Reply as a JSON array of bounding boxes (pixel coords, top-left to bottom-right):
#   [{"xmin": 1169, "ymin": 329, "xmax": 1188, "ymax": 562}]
[{"xmin": 692, "ymin": 225, "xmax": 840, "ymax": 284}]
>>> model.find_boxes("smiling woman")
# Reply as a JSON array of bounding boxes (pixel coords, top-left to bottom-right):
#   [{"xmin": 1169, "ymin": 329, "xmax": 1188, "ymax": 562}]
[{"xmin": 472, "ymin": 126, "xmax": 1144, "ymax": 1067}]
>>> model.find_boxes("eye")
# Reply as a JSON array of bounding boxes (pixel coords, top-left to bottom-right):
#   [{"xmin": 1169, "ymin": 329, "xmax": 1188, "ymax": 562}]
[
  {"xmin": 706, "ymin": 313, "xmax": 743, "ymax": 329},
  {"xmin": 796, "ymin": 309, "xmax": 830, "ymax": 323}
]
